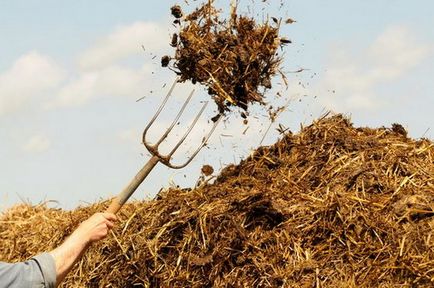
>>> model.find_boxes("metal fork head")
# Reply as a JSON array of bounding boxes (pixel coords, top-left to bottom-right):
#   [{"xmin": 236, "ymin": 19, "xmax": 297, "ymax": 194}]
[{"xmin": 142, "ymin": 80, "xmax": 221, "ymax": 169}]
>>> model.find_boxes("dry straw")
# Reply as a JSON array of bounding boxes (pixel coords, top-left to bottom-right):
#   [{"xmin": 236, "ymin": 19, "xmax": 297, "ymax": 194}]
[{"xmin": 1, "ymin": 115, "xmax": 433, "ymax": 287}]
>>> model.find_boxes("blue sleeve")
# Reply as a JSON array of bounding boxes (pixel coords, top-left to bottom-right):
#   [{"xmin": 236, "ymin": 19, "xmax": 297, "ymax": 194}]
[{"xmin": 0, "ymin": 253, "xmax": 56, "ymax": 288}]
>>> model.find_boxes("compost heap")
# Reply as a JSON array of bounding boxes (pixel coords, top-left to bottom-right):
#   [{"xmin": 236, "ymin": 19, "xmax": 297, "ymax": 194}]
[
  {"xmin": 1, "ymin": 115, "xmax": 434, "ymax": 287},
  {"xmin": 162, "ymin": 1, "xmax": 288, "ymax": 114}
]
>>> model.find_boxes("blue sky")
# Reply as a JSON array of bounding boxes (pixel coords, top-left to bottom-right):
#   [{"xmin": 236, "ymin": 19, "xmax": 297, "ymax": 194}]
[{"xmin": 1, "ymin": 0, "xmax": 433, "ymax": 210}]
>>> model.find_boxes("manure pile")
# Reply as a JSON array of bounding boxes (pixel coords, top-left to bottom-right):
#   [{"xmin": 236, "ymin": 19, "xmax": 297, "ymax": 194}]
[{"xmin": 1, "ymin": 115, "xmax": 434, "ymax": 287}]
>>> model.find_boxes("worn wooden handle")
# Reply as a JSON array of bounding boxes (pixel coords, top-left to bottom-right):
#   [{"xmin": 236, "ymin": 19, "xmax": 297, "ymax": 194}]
[
  {"xmin": 106, "ymin": 200, "xmax": 123, "ymax": 214},
  {"xmin": 106, "ymin": 155, "xmax": 159, "ymax": 214}
]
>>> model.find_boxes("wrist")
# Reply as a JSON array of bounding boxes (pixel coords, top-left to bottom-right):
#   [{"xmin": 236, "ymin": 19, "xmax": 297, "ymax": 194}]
[{"xmin": 69, "ymin": 227, "xmax": 92, "ymax": 247}]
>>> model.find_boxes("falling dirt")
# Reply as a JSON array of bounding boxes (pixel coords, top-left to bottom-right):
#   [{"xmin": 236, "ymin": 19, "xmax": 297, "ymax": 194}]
[{"xmin": 201, "ymin": 164, "xmax": 214, "ymax": 176}]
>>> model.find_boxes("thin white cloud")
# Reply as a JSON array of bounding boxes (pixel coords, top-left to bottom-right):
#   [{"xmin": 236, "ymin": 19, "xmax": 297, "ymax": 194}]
[
  {"xmin": 318, "ymin": 26, "xmax": 431, "ymax": 111},
  {"xmin": 46, "ymin": 20, "xmax": 170, "ymax": 109},
  {"xmin": 46, "ymin": 65, "xmax": 152, "ymax": 108},
  {"xmin": 79, "ymin": 21, "xmax": 169, "ymax": 71},
  {"xmin": 0, "ymin": 52, "xmax": 65, "ymax": 116},
  {"xmin": 22, "ymin": 135, "xmax": 51, "ymax": 153},
  {"xmin": 368, "ymin": 26, "xmax": 430, "ymax": 78},
  {"xmin": 119, "ymin": 128, "xmax": 141, "ymax": 143}
]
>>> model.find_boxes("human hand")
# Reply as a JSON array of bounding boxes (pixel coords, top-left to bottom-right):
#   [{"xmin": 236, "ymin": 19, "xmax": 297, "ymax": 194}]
[
  {"xmin": 73, "ymin": 212, "xmax": 117, "ymax": 244},
  {"xmin": 49, "ymin": 212, "xmax": 117, "ymax": 284}
]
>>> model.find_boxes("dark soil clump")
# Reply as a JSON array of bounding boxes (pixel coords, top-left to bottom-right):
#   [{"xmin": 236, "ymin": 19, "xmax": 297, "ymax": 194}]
[{"xmin": 170, "ymin": 5, "xmax": 183, "ymax": 19}]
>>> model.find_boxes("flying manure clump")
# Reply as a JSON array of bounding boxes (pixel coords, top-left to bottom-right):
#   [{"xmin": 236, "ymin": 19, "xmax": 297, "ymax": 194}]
[{"xmin": 162, "ymin": 1, "xmax": 290, "ymax": 115}]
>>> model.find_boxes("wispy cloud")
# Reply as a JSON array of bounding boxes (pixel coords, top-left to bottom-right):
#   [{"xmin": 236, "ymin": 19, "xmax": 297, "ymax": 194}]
[
  {"xmin": 119, "ymin": 128, "xmax": 141, "ymax": 144},
  {"xmin": 46, "ymin": 64, "xmax": 152, "ymax": 108},
  {"xmin": 22, "ymin": 135, "xmax": 51, "ymax": 153},
  {"xmin": 0, "ymin": 21, "xmax": 195, "ymax": 113},
  {"xmin": 78, "ymin": 21, "xmax": 169, "ymax": 71},
  {"xmin": 0, "ymin": 52, "xmax": 65, "ymax": 116},
  {"xmin": 318, "ymin": 26, "xmax": 431, "ymax": 111},
  {"xmin": 45, "ymin": 21, "xmax": 169, "ymax": 109}
]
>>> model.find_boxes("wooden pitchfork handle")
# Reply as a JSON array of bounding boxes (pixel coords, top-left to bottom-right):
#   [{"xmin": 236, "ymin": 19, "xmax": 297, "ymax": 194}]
[{"xmin": 106, "ymin": 156, "xmax": 159, "ymax": 214}]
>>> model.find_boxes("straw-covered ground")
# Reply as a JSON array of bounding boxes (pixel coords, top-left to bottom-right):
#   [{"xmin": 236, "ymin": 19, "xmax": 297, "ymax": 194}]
[{"xmin": 1, "ymin": 115, "xmax": 433, "ymax": 287}]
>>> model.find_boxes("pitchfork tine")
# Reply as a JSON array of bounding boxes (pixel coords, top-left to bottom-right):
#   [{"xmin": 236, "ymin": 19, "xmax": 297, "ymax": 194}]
[
  {"xmin": 164, "ymin": 100, "xmax": 208, "ymax": 165},
  {"xmin": 106, "ymin": 80, "xmax": 220, "ymax": 214},
  {"xmin": 154, "ymin": 88, "xmax": 195, "ymax": 147},
  {"xmin": 142, "ymin": 80, "xmax": 177, "ymax": 143},
  {"xmin": 168, "ymin": 110, "xmax": 221, "ymax": 169}
]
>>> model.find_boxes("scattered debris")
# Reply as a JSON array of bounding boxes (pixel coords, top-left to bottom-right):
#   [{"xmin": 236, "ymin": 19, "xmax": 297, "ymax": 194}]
[
  {"xmin": 285, "ymin": 18, "xmax": 296, "ymax": 24},
  {"xmin": 161, "ymin": 55, "xmax": 171, "ymax": 67},
  {"xmin": 201, "ymin": 164, "xmax": 214, "ymax": 176},
  {"xmin": 170, "ymin": 5, "xmax": 183, "ymax": 19}
]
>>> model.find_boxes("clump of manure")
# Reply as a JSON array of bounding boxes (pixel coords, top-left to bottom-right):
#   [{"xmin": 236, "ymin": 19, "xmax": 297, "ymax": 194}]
[{"xmin": 162, "ymin": 1, "xmax": 290, "ymax": 114}]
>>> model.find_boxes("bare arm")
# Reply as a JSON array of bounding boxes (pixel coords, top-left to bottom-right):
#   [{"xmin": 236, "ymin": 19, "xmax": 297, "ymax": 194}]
[{"xmin": 49, "ymin": 212, "xmax": 116, "ymax": 286}]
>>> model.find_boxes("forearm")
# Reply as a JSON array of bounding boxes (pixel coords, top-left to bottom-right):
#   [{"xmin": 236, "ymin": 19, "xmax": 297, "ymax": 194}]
[
  {"xmin": 49, "ymin": 232, "xmax": 90, "ymax": 284},
  {"xmin": 48, "ymin": 212, "xmax": 116, "ymax": 286}
]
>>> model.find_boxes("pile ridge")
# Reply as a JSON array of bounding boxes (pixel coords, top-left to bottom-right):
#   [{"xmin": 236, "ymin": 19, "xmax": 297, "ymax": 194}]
[{"xmin": 1, "ymin": 115, "xmax": 433, "ymax": 287}]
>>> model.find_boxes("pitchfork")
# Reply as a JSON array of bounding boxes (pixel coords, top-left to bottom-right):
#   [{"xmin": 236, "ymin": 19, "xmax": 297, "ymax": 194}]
[{"xmin": 106, "ymin": 80, "xmax": 220, "ymax": 214}]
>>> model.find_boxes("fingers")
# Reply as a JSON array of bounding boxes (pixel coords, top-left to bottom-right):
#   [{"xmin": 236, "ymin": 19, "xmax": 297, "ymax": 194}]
[
  {"xmin": 100, "ymin": 213, "xmax": 116, "ymax": 230},
  {"xmin": 105, "ymin": 220, "xmax": 115, "ymax": 229},
  {"xmin": 79, "ymin": 212, "xmax": 118, "ymax": 243},
  {"xmin": 101, "ymin": 212, "xmax": 117, "ymax": 222},
  {"xmin": 98, "ymin": 213, "xmax": 116, "ymax": 232}
]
